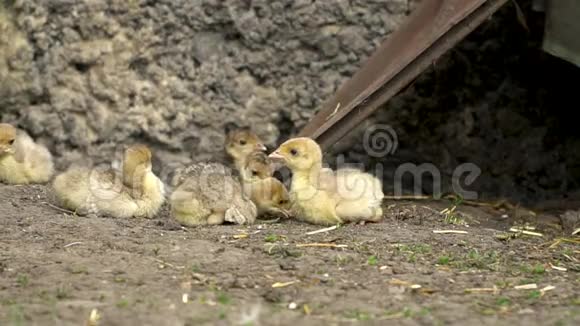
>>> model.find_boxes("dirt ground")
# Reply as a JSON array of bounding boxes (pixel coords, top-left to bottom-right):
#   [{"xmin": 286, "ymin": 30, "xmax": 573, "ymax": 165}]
[{"xmin": 0, "ymin": 184, "xmax": 578, "ymax": 326}]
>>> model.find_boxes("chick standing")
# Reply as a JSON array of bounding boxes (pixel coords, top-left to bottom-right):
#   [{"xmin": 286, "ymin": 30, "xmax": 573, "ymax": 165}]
[
  {"xmin": 52, "ymin": 144, "xmax": 165, "ymax": 218},
  {"xmin": 269, "ymin": 137, "xmax": 384, "ymax": 225},
  {"xmin": 239, "ymin": 151, "xmax": 291, "ymax": 217},
  {"xmin": 0, "ymin": 123, "xmax": 54, "ymax": 184},
  {"xmin": 170, "ymin": 162, "xmax": 257, "ymax": 226}
]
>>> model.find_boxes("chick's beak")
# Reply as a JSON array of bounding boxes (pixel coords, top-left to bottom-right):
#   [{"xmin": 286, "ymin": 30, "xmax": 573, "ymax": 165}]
[
  {"xmin": 269, "ymin": 207, "xmax": 291, "ymax": 219},
  {"xmin": 0, "ymin": 146, "xmax": 12, "ymax": 154},
  {"xmin": 268, "ymin": 151, "xmax": 285, "ymax": 161},
  {"xmin": 256, "ymin": 143, "xmax": 267, "ymax": 152}
]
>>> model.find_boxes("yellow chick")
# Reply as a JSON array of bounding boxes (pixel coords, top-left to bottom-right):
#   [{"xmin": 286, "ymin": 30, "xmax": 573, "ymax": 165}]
[
  {"xmin": 52, "ymin": 144, "xmax": 165, "ymax": 218},
  {"xmin": 170, "ymin": 162, "xmax": 257, "ymax": 226},
  {"xmin": 0, "ymin": 123, "xmax": 54, "ymax": 184},
  {"xmin": 239, "ymin": 151, "xmax": 291, "ymax": 217},
  {"xmin": 224, "ymin": 124, "xmax": 267, "ymax": 172},
  {"xmin": 269, "ymin": 137, "xmax": 384, "ymax": 225}
]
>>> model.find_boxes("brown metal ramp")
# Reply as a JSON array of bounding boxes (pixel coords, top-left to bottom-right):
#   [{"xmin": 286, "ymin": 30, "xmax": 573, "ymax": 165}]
[{"xmin": 298, "ymin": 0, "xmax": 509, "ymax": 151}]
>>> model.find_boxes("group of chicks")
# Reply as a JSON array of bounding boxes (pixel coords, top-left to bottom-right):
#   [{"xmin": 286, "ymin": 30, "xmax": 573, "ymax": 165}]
[{"xmin": 0, "ymin": 122, "xmax": 384, "ymax": 226}]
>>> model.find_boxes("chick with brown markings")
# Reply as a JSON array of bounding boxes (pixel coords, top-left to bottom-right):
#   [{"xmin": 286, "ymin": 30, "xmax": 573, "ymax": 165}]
[
  {"xmin": 170, "ymin": 162, "xmax": 257, "ymax": 226},
  {"xmin": 170, "ymin": 125, "xmax": 267, "ymax": 189},
  {"xmin": 269, "ymin": 137, "xmax": 384, "ymax": 225},
  {"xmin": 52, "ymin": 145, "xmax": 165, "ymax": 218},
  {"xmin": 240, "ymin": 151, "xmax": 291, "ymax": 218},
  {"xmin": 0, "ymin": 123, "xmax": 54, "ymax": 184},
  {"xmin": 224, "ymin": 124, "xmax": 267, "ymax": 173}
]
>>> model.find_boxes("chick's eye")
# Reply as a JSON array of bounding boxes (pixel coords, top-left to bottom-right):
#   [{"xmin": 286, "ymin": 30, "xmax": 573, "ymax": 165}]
[
  {"xmin": 8, "ymin": 140, "xmax": 15, "ymax": 145},
  {"xmin": 251, "ymin": 170, "xmax": 258, "ymax": 176},
  {"xmin": 279, "ymin": 200, "xmax": 287, "ymax": 204},
  {"xmin": 239, "ymin": 140, "xmax": 247, "ymax": 145},
  {"xmin": 289, "ymin": 149, "xmax": 298, "ymax": 156}
]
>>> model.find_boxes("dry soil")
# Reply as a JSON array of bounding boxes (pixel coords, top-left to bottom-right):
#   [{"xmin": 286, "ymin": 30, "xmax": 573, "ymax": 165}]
[{"xmin": 0, "ymin": 184, "xmax": 578, "ymax": 326}]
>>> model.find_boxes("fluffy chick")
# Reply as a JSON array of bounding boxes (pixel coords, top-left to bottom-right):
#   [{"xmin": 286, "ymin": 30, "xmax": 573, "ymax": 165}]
[
  {"xmin": 239, "ymin": 150, "xmax": 273, "ymax": 180},
  {"xmin": 170, "ymin": 162, "xmax": 257, "ymax": 226},
  {"xmin": 269, "ymin": 137, "xmax": 384, "ymax": 225},
  {"xmin": 52, "ymin": 145, "xmax": 165, "ymax": 218},
  {"xmin": 240, "ymin": 151, "xmax": 291, "ymax": 217},
  {"xmin": 0, "ymin": 123, "xmax": 54, "ymax": 184},
  {"xmin": 225, "ymin": 125, "xmax": 267, "ymax": 172}
]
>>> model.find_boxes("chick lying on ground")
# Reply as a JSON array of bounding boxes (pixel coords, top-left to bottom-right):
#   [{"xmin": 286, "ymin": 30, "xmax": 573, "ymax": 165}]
[
  {"xmin": 224, "ymin": 124, "xmax": 267, "ymax": 173},
  {"xmin": 52, "ymin": 145, "xmax": 165, "ymax": 218},
  {"xmin": 269, "ymin": 137, "xmax": 384, "ymax": 225},
  {"xmin": 170, "ymin": 162, "xmax": 257, "ymax": 226},
  {"xmin": 239, "ymin": 151, "xmax": 291, "ymax": 218},
  {"xmin": 0, "ymin": 123, "xmax": 54, "ymax": 184}
]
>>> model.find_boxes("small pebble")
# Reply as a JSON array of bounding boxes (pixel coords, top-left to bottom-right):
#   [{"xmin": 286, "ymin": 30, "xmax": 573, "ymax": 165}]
[{"xmin": 288, "ymin": 302, "xmax": 297, "ymax": 310}]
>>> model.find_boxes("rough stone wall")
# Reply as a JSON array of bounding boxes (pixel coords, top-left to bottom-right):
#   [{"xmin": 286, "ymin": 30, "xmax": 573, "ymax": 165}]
[
  {"xmin": 1, "ymin": 0, "xmax": 579, "ymax": 205},
  {"xmin": 0, "ymin": 0, "xmax": 412, "ymax": 173}
]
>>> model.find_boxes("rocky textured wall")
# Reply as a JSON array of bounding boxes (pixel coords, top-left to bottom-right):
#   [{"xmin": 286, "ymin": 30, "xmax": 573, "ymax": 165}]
[
  {"xmin": 0, "ymin": 0, "xmax": 412, "ymax": 170},
  {"xmin": 1, "ymin": 0, "xmax": 579, "ymax": 205}
]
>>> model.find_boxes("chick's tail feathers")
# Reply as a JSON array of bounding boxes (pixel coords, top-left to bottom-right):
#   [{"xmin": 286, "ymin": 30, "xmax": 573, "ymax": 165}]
[
  {"xmin": 14, "ymin": 132, "xmax": 54, "ymax": 182},
  {"xmin": 51, "ymin": 168, "xmax": 93, "ymax": 214},
  {"xmin": 335, "ymin": 199, "xmax": 383, "ymax": 223},
  {"xmin": 28, "ymin": 146, "xmax": 54, "ymax": 182},
  {"xmin": 225, "ymin": 200, "xmax": 257, "ymax": 225}
]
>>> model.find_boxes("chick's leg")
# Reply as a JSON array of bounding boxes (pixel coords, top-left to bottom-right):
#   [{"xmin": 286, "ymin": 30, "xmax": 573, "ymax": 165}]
[{"xmin": 336, "ymin": 201, "xmax": 382, "ymax": 223}]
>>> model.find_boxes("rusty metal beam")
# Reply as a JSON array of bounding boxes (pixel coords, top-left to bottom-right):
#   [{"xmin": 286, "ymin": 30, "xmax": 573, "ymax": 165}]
[{"xmin": 298, "ymin": 0, "xmax": 510, "ymax": 151}]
